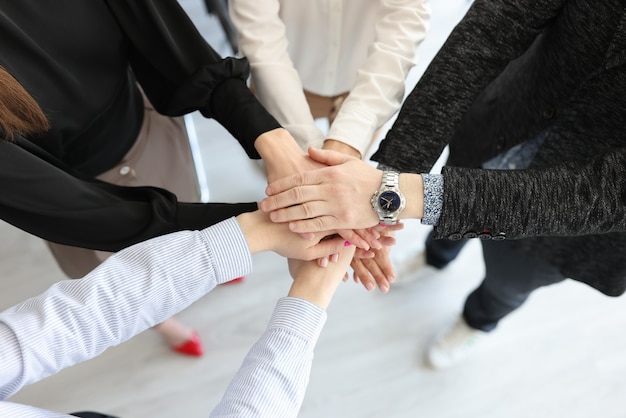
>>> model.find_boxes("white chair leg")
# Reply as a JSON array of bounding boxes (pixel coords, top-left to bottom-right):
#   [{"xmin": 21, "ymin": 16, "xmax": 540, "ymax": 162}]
[{"xmin": 184, "ymin": 113, "xmax": 210, "ymax": 203}]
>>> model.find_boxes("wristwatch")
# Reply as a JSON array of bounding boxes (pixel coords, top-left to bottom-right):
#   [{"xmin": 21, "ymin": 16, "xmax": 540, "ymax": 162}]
[{"xmin": 370, "ymin": 170, "xmax": 406, "ymax": 225}]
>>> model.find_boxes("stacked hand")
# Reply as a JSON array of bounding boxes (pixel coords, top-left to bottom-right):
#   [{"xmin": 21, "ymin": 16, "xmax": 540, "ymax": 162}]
[
  {"xmin": 350, "ymin": 222, "xmax": 404, "ymax": 292},
  {"xmin": 260, "ymin": 147, "xmax": 382, "ymax": 233},
  {"xmin": 257, "ymin": 137, "xmax": 403, "ymax": 292},
  {"xmin": 236, "ymin": 210, "xmax": 349, "ymax": 261},
  {"xmin": 256, "ymin": 129, "xmax": 380, "ymax": 251}
]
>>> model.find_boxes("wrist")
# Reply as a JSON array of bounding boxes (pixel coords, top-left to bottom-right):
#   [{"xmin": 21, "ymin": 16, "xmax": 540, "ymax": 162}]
[
  {"xmin": 287, "ymin": 246, "xmax": 354, "ymax": 308},
  {"xmin": 288, "ymin": 275, "xmax": 337, "ymax": 310},
  {"xmin": 399, "ymin": 173, "xmax": 424, "ymax": 220},
  {"xmin": 323, "ymin": 139, "xmax": 362, "ymax": 159},
  {"xmin": 236, "ymin": 210, "xmax": 273, "ymax": 254},
  {"xmin": 254, "ymin": 128, "xmax": 304, "ymax": 162}
]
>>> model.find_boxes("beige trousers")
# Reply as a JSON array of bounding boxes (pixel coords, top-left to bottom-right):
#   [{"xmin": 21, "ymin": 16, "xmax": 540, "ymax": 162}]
[
  {"xmin": 303, "ymin": 90, "xmax": 349, "ymax": 123},
  {"xmin": 249, "ymin": 81, "xmax": 349, "ymax": 124},
  {"xmin": 47, "ymin": 94, "xmax": 200, "ymax": 279},
  {"xmin": 304, "ymin": 89, "xmax": 381, "ymax": 156}
]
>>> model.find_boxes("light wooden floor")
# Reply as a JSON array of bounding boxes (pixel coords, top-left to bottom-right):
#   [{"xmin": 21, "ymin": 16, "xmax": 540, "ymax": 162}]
[{"xmin": 4, "ymin": 1, "xmax": 626, "ymax": 417}]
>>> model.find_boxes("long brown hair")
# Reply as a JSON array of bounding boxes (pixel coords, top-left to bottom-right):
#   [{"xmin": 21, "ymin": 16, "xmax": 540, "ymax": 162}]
[{"xmin": 0, "ymin": 66, "xmax": 49, "ymax": 140}]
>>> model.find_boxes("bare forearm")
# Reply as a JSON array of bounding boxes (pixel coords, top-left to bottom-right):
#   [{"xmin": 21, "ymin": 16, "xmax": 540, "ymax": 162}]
[
  {"xmin": 288, "ymin": 247, "xmax": 354, "ymax": 309},
  {"xmin": 254, "ymin": 128, "xmax": 305, "ymax": 163},
  {"xmin": 254, "ymin": 128, "xmax": 327, "ymax": 183},
  {"xmin": 288, "ymin": 275, "xmax": 340, "ymax": 310}
]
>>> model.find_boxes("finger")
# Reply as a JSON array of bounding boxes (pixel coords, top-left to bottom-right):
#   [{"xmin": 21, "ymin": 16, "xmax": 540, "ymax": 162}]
[
  {"xmin": 317, "ymin": 256, "xmax": 329, "ymax": 268},
  {"xmin": 378, "ymin": 257, "xmax": 396, "ymax": 283},
  {"xmin": 361, "ymin": 258, "xmax": 390, "ymax": 293},
  {"xmin": 337, "ymin": 229, "xmax": 370, "ymax": 251},
  {"xmin": 311, "ymin": 230, "xmax": 340, "ymax": 242},
  {"xmin": 376, "ymin": 254, "xmax": 396, "ymax": 290},
  {"xmin": 300, "ymin": 232, "xmax": 315, "ymax": 241},
  {"xmin": 264, "ymin": 171, "xmax": 306, "ymax": 197},
  {"xmin": 288, "ymin": 216, "xmax": 342, "ymax": 236},
  {"xmin": 378, "ymin": 236, "xmax": 397, "ymax": 247},
  {"xmin": 308, "ymin": 147, "xmax": 354, "ymax": 166},
  {"xmin": 360, "ymin": 230, "xmax": 383, "ymax": 250},
  {"xmin": 352, "ymin": 260, "xmax": 376, "ymax": 292},
  {"xmin": 374, "ymin": 222, "xmax": 405, "ymax": 233},
  {"xmin": 268, "ymin": 199, "xmax": 328, "ymax": 223},
  {"xmin": 354, "ymin": 247, "xmax": 376, "ymax": 259},
  {"xmin": 387, "ymin": 222, "xmax": 405, "ymax": 232},
  {"xmin": 351, "ymin": 258, "xmax": 376, "ymax": 291},
  {"xmin": 329, "ymin": 253, "xmax": 340, "ymax": 263},
  {"xmin": 265, "ymin": 165, "xmax": 333, "ymax": 196},
  {"xmin": 354, "ymin": 228, "xmax": 382, "ymax": 250},
  {"xmin": 306, "ymin": 236, "xmax": 346, "ymax": 260},
  {"xmin": 261, "ymin": 184, "xmax": 326, "ymax": 212}
]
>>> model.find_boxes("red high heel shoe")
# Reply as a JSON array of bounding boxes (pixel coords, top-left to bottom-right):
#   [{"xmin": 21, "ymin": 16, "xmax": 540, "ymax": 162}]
[
  {"xmin": 223, "ymin": 276, "xmax": 245, "ymax": 285},
  {"xmin": 171, "ymin": 330, "xmax": 204, "ymax": 357}
]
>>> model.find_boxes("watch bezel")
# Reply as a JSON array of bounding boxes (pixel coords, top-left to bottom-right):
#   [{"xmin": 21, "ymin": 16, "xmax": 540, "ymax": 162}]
[{"xmin": 376, "ymin": 190, "xmax": 405, "ymax": 215}]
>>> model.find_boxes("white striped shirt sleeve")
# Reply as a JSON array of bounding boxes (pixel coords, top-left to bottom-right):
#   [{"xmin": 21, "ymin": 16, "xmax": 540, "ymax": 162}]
[
  {"xmin": 211, "ymin": 297, "xmax": 327, "ymax": 418},
  {"xmin": 0, "ymin": 217, "xmax": 252, "ymax": 400},
  {"xmin": 0, "ymin": 218, "xmax": 329, "ymax": 418}
]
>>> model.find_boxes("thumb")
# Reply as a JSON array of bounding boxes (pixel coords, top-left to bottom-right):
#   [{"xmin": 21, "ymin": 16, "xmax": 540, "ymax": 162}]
[{"xmin": 308, "ymin": 147, "xmax": 354, "ymax": 166}]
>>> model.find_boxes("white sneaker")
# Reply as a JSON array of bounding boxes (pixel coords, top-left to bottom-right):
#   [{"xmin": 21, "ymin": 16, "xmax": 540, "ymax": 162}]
[
  {"xmin": 392, "ymin": 250, "xmax": 438, "ymax": 286},
  {"xmin": 426, "ymin": 316, "xmax": 487, "ymax": 369}
]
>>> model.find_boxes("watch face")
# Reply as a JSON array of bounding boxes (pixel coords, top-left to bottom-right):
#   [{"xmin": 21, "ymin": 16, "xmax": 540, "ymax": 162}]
[{"xmin": 378, "ymin": 191, "xmax": 402, "ymax": 213}]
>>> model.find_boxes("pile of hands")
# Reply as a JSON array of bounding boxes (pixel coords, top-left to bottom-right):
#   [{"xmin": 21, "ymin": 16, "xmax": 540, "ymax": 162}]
[{"xmin": 255, "ymin": 129, "xmax": 401, "ymax": 294}]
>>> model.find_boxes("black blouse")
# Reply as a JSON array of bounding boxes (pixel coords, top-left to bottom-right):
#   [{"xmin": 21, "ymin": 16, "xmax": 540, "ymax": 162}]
[
  {"xmin": 0, "ymin": 0, "xmax": 280, "ymax": 175},
  {"xmin": 0, "ymin": 137, "xmax": 257, "ymax": 252},
  {"xmin": 0, "ymin": 0, "xmax": 276, "ymax": 250}
]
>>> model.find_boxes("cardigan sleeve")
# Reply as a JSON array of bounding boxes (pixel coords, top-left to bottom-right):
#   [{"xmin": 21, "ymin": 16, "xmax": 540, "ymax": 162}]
[
  {"xmin": 367, "ymin": 0, "xmax": 626, "ymax": 241},
  {"xmin": 105, "ymin": 0, "xmax": 281, "ymax": 159},
  {"xmin": 371, "ymin": 0, "xmax": 568, "ymax": 172},
  {"xmin": 433, "ymin": 149, "xmax": 626, "ymax": 240},
  {"xmin": 0, "ymin": 138, "xmax": 257, "ymax": 251}
]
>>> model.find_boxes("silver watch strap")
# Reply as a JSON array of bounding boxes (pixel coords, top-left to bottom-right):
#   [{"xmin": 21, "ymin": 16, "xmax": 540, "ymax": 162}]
[{"xmin": 382, "ymin": 170, "xmax": 399, "ymax": 188}]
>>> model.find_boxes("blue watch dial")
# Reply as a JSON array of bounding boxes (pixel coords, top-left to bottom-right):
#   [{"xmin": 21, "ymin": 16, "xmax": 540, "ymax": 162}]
[{"xmin": 378, "ymin": 191, "xmax": 402, "ymax": 212}]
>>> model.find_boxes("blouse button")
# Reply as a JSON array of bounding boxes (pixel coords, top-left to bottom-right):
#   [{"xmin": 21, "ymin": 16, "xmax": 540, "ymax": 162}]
[
  {"xmin": 119, "ymin": 165, "xmax": 132, "ymax": 176},
  {"xmin": 542, "ymin": 106, "xmax": 556, "ymax": 119},
  {"xmin": 495, "ymin": 136, "xmax": 505, "ymax": 152}
]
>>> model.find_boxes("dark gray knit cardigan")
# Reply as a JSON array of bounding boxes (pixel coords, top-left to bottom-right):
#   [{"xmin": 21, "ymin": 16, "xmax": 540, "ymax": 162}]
[{"xmin": 372, "ymin": 0, "xmax": 626, "ymax": 296}]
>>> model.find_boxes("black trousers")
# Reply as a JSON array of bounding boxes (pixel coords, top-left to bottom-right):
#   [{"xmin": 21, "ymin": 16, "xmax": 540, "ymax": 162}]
[
  {"xmin": 424, "ymin": 231, "xmax": 467, "ymax": 269},
  {"xmin": 424, "ymin": 231, "xmax": 566, "ymax": 332}
]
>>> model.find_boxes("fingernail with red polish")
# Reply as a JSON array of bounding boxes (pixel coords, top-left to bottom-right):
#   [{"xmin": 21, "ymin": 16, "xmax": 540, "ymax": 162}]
[{"xmin": 344, "ymin": 241, "xmax": 352, "ymax": 246}]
